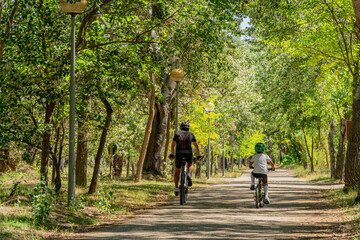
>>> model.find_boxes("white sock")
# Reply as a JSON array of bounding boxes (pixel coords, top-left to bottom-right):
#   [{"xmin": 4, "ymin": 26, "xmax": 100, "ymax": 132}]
[
  {"xmin": 250, "ymin": 174, "xmax": 255, "ymax": 186},
  {"xmin": 188, "ymin": 173, "xmax": 191, "ymax": 177},
  {"xmin": 264, "ymin": 185, "xmax": 269, "ymax": 199}
]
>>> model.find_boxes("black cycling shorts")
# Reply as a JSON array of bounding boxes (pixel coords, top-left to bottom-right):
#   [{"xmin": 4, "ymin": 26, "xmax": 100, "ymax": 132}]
[
  {"xmin": 175, "ymin": 153, "xmax": 193, "ymax": 168},
  {"xmin": 251, "ymin": 172, "xmax": 268, "ymax": 184}
]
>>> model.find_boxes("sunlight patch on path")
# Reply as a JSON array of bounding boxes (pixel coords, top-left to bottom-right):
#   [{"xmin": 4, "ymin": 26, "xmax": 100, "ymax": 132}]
[{"xmin": 73, "ymin": 168, "xmax": 347, "ymax": 240}]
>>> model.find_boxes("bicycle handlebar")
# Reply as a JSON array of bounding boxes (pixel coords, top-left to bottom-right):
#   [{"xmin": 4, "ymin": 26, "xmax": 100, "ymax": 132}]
[{"xmin": 250, "ymin": 166, "xmax": 275, "ymax": 171}]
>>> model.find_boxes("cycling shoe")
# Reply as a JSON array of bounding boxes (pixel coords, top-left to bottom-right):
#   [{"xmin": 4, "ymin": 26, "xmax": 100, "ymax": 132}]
[
  {"xmin": 187, "ymin": 175, "xmax": 193, "ymax": 187},
  {"xmin": 250, "ymin": 185, "xmax": 255, "ymax": 190},
  {"xmin": 264, "ymin": 198, "xmax": 270, "ymax": 204}
]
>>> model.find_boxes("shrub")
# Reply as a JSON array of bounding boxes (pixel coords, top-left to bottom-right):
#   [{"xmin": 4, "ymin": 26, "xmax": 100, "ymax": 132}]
[{"xmin": 30, "ymin": 181, "xmax": 55, "ymax": 225}]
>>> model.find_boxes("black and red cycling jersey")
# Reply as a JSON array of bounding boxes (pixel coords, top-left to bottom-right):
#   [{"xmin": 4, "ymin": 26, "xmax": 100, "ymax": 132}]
[{"xmin": 173, "ymin": 130, "xmax": 197, "ymax": 154}]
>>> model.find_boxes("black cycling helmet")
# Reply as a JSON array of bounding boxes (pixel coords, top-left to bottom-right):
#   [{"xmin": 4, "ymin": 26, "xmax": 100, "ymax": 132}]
[
  {"xmin": 255, "ymin": 142, "xmax": 266, "ymax": 153},
  {"xmin": 180, "ymin": 121, "xmax": 190, "ymax": 130}
]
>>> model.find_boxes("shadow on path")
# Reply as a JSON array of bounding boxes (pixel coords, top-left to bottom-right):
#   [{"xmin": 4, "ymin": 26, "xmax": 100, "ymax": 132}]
[{"xmin": 72, "ymin": 168, "xmax": 347, "ymax": 240}]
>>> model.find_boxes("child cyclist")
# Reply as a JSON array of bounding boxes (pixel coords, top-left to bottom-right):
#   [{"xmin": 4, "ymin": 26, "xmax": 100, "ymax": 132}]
[{"xmin": 249, "ymin": 142, "xmax": 275, "ymax": 204}]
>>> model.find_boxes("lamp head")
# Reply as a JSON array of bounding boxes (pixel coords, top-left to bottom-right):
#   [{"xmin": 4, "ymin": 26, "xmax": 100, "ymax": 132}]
[
  {"xmin": 60, "ymin": 0, "xmax": 87, "ymax": 14},
  {"xmin": 170, "ymin": 68, "xmax": 185, "ymax": 83}
]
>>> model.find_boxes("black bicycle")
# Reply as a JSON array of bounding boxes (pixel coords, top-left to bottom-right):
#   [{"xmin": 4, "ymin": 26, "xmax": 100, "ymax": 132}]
[
  {"xmin": 251, "ymin": 167, "xmax": 273, "ymax": 208},
  {"xmin": 179, "ymin": 157, "xmax": 189, "ymax": 205}
]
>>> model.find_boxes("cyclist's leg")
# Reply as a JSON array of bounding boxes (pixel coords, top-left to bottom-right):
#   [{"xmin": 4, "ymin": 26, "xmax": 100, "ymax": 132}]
[
  {"xmin": 188, "ymin": 162, "xmax": 194, "ymax": 175},
  {"xmin": 174, "ymin": 154, "xmax": 182, "ymax": 195},
  {"xmin": 185, "ymin": 154, "xmax": 193, "ymax": 186},
  {"xmin": 262, "ymin": 175, "xmax": 270, "ymax": 203},
  {"xmin": 174, "ymin": 167, "xmax": 181, "ymax": 188},
  {"xmin": 250, "ymin": 171, "xmax": 255, "ymax": 190}
]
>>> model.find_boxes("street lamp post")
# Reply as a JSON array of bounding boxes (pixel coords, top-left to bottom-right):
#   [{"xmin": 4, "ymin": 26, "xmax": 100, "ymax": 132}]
[
  {"xmin": 170, "ymin": 68, "xmax": 185, "ymax": 132},
  {"xmin": 60, "ymin": 0, "xmax": 87, "ymax": 205},
  {"xmin": 204, "ymin": 102, "xmax": 214, "ymax": 180}
]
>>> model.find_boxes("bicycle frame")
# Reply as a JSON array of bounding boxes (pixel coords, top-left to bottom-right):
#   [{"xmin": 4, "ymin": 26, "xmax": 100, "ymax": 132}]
[{"xmin": 254, "ymin": 177, "xmax": 264, "ymax": 208}]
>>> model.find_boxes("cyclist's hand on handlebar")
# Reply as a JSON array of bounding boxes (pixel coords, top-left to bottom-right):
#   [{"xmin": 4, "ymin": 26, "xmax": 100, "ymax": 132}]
[
  {"xmin": 169, "ymin": 154, "xmax": 175, "ymax": 160},
  {"xmin": 196, "ymin": 155, "xmax": 202, "ymax": 160}
]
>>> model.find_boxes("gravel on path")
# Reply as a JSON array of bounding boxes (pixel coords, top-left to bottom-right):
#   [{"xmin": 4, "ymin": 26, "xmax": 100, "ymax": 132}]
[{"xmin": 71, "ymin": 168, "xmax": 349, "ymax": 240}]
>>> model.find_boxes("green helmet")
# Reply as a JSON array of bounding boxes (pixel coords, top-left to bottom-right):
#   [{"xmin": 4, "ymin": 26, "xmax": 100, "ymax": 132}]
[{"xmin": 255, "ymin": 142, "xmax": 266, "ymax": 153}]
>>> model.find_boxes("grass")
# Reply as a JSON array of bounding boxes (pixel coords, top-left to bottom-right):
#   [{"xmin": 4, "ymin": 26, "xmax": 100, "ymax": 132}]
[
  {"xmin": 0, "ymin": 164, "xmax": 244, "ymax": 239},
  {"xmin": 322, "ymin": 187, "xmax": 360, "ymax": 237},
  {"xmin": 281, "ymin": 163, "xmax": 340, "ymax": 183}
]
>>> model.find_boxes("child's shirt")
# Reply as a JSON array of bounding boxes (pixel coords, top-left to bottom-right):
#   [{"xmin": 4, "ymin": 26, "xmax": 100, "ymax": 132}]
[{"xmin": 250, "ymin": 153, "xmax": 272, "ymax": 174}]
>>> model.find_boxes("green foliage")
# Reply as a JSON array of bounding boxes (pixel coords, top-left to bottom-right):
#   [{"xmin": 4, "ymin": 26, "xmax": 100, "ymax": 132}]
[
  {"xmin": 30, "ymin": 181, "xmax": 55, "ymax": 226},
  {"xmin": 96, "ymin": 190, "xmax": 115, "ymax": 213},
  {"xmin": 68, "ymin": 195, "xmax": 85, "ymax": 215},
  {"xmin": 281, "ymin": 155, "xmax": 295, "ymax": 166}
]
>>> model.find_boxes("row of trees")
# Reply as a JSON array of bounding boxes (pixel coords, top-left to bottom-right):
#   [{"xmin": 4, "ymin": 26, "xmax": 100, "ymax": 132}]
[
  {"xmin": 1, "ymin": 0, "xmax": 360, "ymax": 201},
  {"xmin": 243, "ymin": 0, "xmax": 360, "ymax": 196},
  {"xmin": 0, "ymin": 0, "xmax": 249, "ymax": 194}
]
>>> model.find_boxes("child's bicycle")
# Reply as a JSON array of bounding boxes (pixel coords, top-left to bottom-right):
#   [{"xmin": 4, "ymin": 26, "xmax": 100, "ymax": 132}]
[{"xmin": 251, "ymin": 167, "xmax": 274, "ymax": 208}]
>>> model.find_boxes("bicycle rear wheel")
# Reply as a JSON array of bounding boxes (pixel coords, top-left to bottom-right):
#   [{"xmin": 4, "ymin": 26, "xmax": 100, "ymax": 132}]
[
  {"xmin": 259, "ymin": 189, "xmax": 264, "ymax": 207},
  {"xmin": 184, "ymin": 174, "xmax": 188, "ymax": 203},
  {"xmin": 180, "ymin": 169, "xmax": 186, "ymax": 205},
  {"xmin": 255, "ymin": 186, "xmax": 260, "ymax": 208}
]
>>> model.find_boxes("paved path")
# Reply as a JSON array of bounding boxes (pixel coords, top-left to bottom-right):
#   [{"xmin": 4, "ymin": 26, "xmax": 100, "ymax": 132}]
[{"xmin": 73, "ymin": 168, "xmax": 347, "ymax": 239}]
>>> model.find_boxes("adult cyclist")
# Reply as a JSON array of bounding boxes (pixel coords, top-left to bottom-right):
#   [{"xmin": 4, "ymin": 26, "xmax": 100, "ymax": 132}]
[
  {"xmin": 249, "ymin": 142, "xmax": 275, "ymax": 204},
  {"xmin": 169, "ymin": 122, "xmax": 201, "ymax": 196}
]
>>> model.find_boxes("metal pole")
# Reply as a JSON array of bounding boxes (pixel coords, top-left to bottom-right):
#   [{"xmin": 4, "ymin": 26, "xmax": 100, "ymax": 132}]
[
  {"xmin": 222, "ymin": 138, "xmax": 225, "ymax": 177},
  {"xmin": 175, "ymin": 82, "xmax": 179, "ymax": 132},
  {"xmin": 207, "ymin": 117, "xmax": 210, "ymax": 179},
  {"xmin": 68, "ymin": 14, "xmax": 76, "ymax": 205}
]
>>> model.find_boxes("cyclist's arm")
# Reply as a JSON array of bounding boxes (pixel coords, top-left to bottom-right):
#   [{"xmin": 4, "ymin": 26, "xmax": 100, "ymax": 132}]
[
  {"xmin": 170, "ymin": 141, "xmax": 176, "ymax": 155},
  {"xmin": 269, "ymin": 161, "xmax": 275, "ymax": 170},
  {"xmin": 249, "ymin": 161, "xmax": 253, "ymax": 168},
  {"xmin": 192, "ymin": 141, "xmax": 201, "ymax": 157}
]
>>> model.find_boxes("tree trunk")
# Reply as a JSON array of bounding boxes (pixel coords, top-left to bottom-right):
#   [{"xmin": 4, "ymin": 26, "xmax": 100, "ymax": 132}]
[
  {"xmin": 162, "ymin": 110, "xmax": 172, "ymax": 177},
  {"xmin": 311, "ymin": 137, "xmax": 314, "ymax": 172},
  {"xmin": 54, "ymin": 121, "xmax": 65, "ymax": 192},
  {"xmin": 118, "ymin": 154, "xmax": 124, "ymax": 178},
  {"xmin": 88, "ymin": 97, "xmax": 113, "ymax": 194},
  {"xmin": 328, "ymin": 119, "xmax": 336, "ymax": 178},
  {"xmin": 345, "ymin": 100, "xmax": 360, "ymax": 190},
  {"xmin": 135, "ymin": 78, "xmax": 156, "ymax": 183},
  {"xmin": 231, "ymin": 150, "xmax": 234, "ymax": 172},
  {"xmin": 303, "ymin": 132, "xmax": 315, "ymax": 172},
  {"xmin": 143, "ymin": 74, "xmax": 175, "ymax": 175},
  {"xmin": 131, "ymin": 162, "xmax": 136, "ymax": 175},
  {"xmin": 336, "ymin": 118, "xmax": 346, "ymax": 180},
  {"xmin": 211, "ymin": 150, "xmax": 214, "ymax": 175},
  {"xmin": 40, "ymin": 101, "xmax": 56, "ymax": 184},
  {"xmin": 52, "ymin": 124, "xmax": 61, "ymax": 184},
  {"xmin": 76, "ymin": 121, "xmax": 89, "ymax": 187},
  {"xmin": 126, "ymin": 154, "xmax": 130, "ymax": 178},
  {"xmin": 109, "ymin": 144, "xmax": 114, "ymax": 179},
  {"xmin": 215, "ymin": 156, "xmax": 219, "ymax": 175},
  {"xmin": 195, "ymin": 158, "xmax": 202, "ymax": 178}
]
